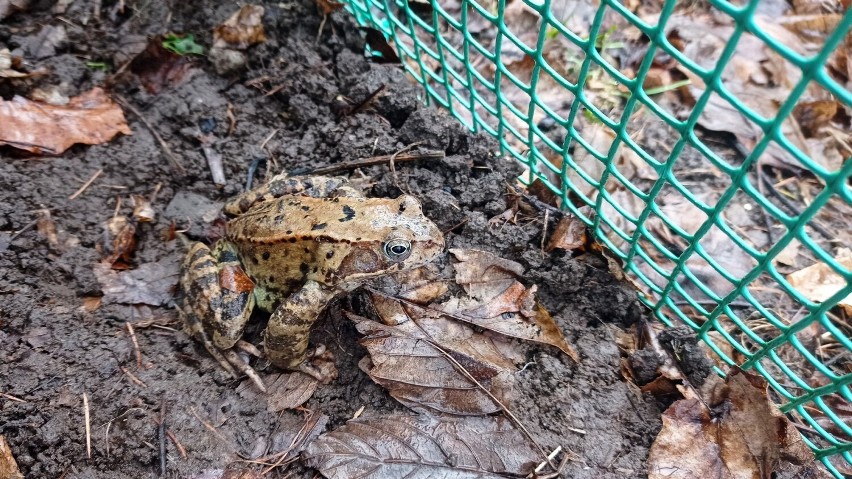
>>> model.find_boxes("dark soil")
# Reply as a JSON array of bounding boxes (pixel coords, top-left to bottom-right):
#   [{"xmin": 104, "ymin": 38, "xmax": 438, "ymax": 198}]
[{"xmin": 0, "ymin": 1, "xmax": 662, "ymax": 477}]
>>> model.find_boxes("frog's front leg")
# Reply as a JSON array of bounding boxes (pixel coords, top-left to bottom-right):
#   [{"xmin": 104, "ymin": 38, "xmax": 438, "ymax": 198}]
[
  {"xmin": 180, "ymin": 242, "xmax": 267, "ymax": 391},
  {"xmin": 263, "ymin": 280, "xmax": 339, "ymax": 383}
]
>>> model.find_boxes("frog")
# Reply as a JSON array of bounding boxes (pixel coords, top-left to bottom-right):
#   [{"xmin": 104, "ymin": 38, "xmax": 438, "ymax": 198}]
[{"xmin": 179, "ymin": 173, "xmax": 445, "ymax": 391}]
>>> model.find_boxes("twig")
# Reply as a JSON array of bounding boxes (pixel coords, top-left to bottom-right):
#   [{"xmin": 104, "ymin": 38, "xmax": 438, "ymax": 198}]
[
  {"xmin": 68, "ymin": 169, "xmax": 103, "ymax": 200},
  {"xmin": 114, "ymin": 95, "xmax": 185, "ymax": 174},
  {"xmin": 348, "ymin": 84, "xmax": 386, "ymax": 116},
  {"xmin": 190, "ymin": 406, "xmax": 230, "ymax": 444},
  {"xmin": 309, "ymin": 150, "xmax": 444, "ymax": 175},
  {"xmin": 0, "ymin": 392, "xmax": 26, "ymax": 402},
  {"xmin": 83, "ymin": 392, "xmax": 92, "ymax": 459},
  {"xmin": 126, "ymin": 322, "xmax": 143, "ymax": 369},
  {"xmin": 9, "ymin": 218, "xmax": 39, "ymax": 241},
  {"xmin": 165, "ymin": 429, "xmax": 187, "ymax": 459},
  {"xmin": 430, "ymin": 338, "xmax": 559, "ymax": 473},
  {"xmin": 756, "ymin": 167, "xmax": 833, "ymax": 240},
  {"xmin": 388, "ymin": 142, "xmax": 423, "ymax": 192},
  {"xmin": 158, "ymin": 399, "xmax": 167, "ymax": 476},
  {"xmin": 119, "ymin": 366, "xmax": 148, "ymax": 388},
  {"xmin": 540, "ymin": 209, "xmax": 549, "ymax": 256}
]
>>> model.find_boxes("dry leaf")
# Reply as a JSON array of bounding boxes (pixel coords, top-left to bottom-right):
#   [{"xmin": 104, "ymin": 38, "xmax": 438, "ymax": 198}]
[
  {"xmin": 449, "ymin": 248, "xmax": 525, "ymax": 300},
  {"xmin": 0, "ymin": 0, "xmax": 30, "ymax": 20},
  {"xmin": 374, "ymin": 264, "xmax": 448, "ymax": 304},
  {"xmin": 315, "ymin": 0, "xmax": 343, "ymax": 16},
  {"xmin": 774, "ymin": 240, "xmax": 800, "ymax": 267},
  {"xmin": 100, "ymin": 215, "xmax": 138, "ymax": 269},
  {"xmin": 94, "ymin": 256, "xmax": 180, "ymax": 306},
  {"xmin": 213, "ymin": 5, "xmax": 266, "ymax": 50},
  {"xmin": 0, "ymin": 435, "xmax": 23, "ymax": 479},
  {"xmin": 237, "ymin": 373, "xmax": 319, "ymax": 412},
  {"xmin": 0, "ymin": 87, "xmax": 131, "ymax": 155},
  {"xmin": 302, "ymin": 414, "xmax": 540, "ymax": 478},
  {"xmin": 350, "ymin": 301, "xmax": 516, "ymax": 415},
  {"xmin": 439, "ymin": 280, "xmax": 579, "ymax": 362},
  {"xmin": 648, "ymin": 369, "xmax": 828, "ymax": 479},
  {"xmin": 129, "ymin": 36, "xmax": 197, "ymax": 94},
  {"xmin": 545, "ymin": 214, "xmax": 587, "ymax": 252},
  {"xmin": 0, "ymin": 48, "xmax": 46, "ymax": 79},
  {"xmin": 787, "ymin": 248, "xmax": 852, "ymax": 314}
]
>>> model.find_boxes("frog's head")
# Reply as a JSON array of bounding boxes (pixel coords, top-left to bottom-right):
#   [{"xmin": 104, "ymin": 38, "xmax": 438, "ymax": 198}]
[{"xmin": 332, "ymin": 195, "xmax": 444, "ymax": 284}]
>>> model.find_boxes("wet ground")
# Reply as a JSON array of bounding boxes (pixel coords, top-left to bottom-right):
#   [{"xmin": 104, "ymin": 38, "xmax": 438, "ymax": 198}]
[{"xmin": 0, "ymin": 1, "xmax": 663, "ymax": 477}]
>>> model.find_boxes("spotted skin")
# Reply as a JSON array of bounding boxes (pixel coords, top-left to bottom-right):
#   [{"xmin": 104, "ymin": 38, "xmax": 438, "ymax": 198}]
[{"xmin": 179, "ymin": 173, "xmax": 444, "ymax": 387}]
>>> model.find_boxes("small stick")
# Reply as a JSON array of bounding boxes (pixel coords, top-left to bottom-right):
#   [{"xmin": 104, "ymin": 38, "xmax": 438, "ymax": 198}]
[
  {"xmin": 114, "ymin": 95, "xmax": 185, "ymax": 174},
  {"xmin": 309, "ymin": 150, "xmax": 444, "ymax": 175},
  {"xmin": 9, "ymin": 218, "xmax": 39, "ymax": 241},
  {"xmin": 68, "ymin": 169, "xmax": 103, "ymax": 200},
  {"xmin": 119, "ymin": 366, "xmax": 148, "ymax": 388},
  {"xmin": 540, "ymin": 209, "xmax": 549, "ymax": 255},
  {"xmin": 0, "ymin": 392, "xmax": 26, "ymax": 402},
  {"xmin": 388, "ymin": 142, "xmax": 423, "ymax": 192},
  {"xmin": 348, "ymin": 84, "xmax": 386, "ymax": 116},
  {"xmin": 165, "ymin": 429, "xmax": 187, "ymax": 459},
  {"xmin": 226, "ymin": 103, "xmax": 237, "ymax": 136},
  {"xmin": 83, "ymin": 392, "xmax": 92, "ymax": 459},
  {"xmin": 189, "ymin": 407, "xmax": 230, "ymax": 444},
  {"xmin": 125, "ymin": 322, "xmax": 143, "ymax": 369},
  {"xmin": 158, "ymin": 399, "xmax": 167, "ymax": 476}
]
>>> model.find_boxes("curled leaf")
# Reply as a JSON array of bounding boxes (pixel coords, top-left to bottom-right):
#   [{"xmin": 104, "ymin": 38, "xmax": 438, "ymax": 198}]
[{"xmin": 213, "ymin": 5, "xmax": 266, "ymax": 50}]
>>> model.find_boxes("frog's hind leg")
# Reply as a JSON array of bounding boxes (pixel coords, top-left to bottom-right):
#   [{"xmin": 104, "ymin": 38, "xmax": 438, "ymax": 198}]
[{"xmin": 180, "ymin": 242, "xmax": 265, "ymax": 390}]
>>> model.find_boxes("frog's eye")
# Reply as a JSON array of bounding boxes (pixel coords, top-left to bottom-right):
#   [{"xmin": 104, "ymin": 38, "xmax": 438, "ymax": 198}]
[{"xmin": 383, "ymin": 239, "xmax": 412, "ymax": 261}]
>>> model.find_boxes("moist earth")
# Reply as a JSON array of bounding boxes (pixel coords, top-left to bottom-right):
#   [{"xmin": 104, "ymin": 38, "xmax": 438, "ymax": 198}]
[{"xmin": 0, "ymin": 1, "xmax": 662, "ymax": 477}]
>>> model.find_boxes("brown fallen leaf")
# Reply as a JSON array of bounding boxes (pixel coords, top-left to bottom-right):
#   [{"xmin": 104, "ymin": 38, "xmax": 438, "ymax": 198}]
[
  {"xmin": 99, "ymin": 215, "xmax": 138, "ymax": 270},
  {"xmin": 648, "ymin": 369, "xmax": 829, "ymax": 479},
  {"xmin": 213, "ymin": 5, "xmax": 266, "ymax": 50},
  {"xmin": 787, "ymin": 248, "xmax": 852, "ymax": 314},
  {"xmin": 545, "ymin": 214, "xmax": 588, "ymax": 252},
  {"xmin": 0, "ymin": 48, "xmax": 46, "ymax": 79},
  {"xmin": 439, "ymin": 280, "xmax": 579, "ymax": 362},
  {"xmin": 0, "ymin": 435, "xmax": 23, "ymax": 479},
  {"xmin": 350, "ymin": 298, "xmax": 516, "ymax": 415},
  {"xmin": 93, "ymin": 255, "xmax": 180, "ymax": 306},
  {"xmin": 315, "ymin": 0, "xmax": 343, "ymax": 16},
  {"xmin": 237, "ymin": 373, "xmax": 319, "ymax": 412},
  {"xmin": 449, "ymin": 248, "xmax": 525, "ymax": 300},
  {"xmin": 128, "ymin": 36, "xmax": 197, "ymax": 94},
  {"xmin": 0, "ymin": 87, "xmax": 131, "ymax": 155},
  {"xmin": 302, "ymin": 414, "xmax": 540, "ymax": 478}
]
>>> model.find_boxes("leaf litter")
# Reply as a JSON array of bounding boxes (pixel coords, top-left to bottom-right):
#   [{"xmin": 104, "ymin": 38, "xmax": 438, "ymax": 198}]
[{"xmin": 0, "ymin": 87, "xmax": 131, "ymax": 154}]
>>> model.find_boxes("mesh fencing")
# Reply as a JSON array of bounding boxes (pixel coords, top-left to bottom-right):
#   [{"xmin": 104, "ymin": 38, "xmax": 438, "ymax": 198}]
[{"xmin": 339, "ymin": 0, "xmax": 852, "ymax": 474}]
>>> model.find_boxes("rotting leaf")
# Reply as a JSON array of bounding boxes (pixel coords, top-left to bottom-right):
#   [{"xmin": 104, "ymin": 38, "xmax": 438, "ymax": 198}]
[
  {"xmin": 0, "ymin": 435, "xmax": 23, "ymax": 479},
  {"xmin": 237, "ymin": 373, "xmax": 319, "ymax": 412},
  {"xmin": 302, "ymin": 414, "xmax": 540, "ymax": 478},
  {"xmin": 449, "ymin": 248, "xmax": 525, "ymax": 300},
  {"xmin": 99, "ymin": 215, "xmax": 137, "ymax": 270},
  {"xmin": 0, "ymin": 87, "xmax": 131, "ymax": 155},
  {"xmin": 439, "ymin": 280, "xmax": 579, "ymax": 362},
  {"xmin": 213, "ymin": 5, "xmax": 266, "ymax": 50},
  {"xmin": 129, "ymin": 35, "xmax": 197, "ymax": 94},
  {"xmin": 787, "ymin": 248, "xmax": 852, "ymax": 314},
  {"xmin": 648, "ymin": 369, "xmax": 829, "ymax": 479},
  {"xmin": 349, "ymin": 302, "xmax": 516, "ymax": 415},
  {"xmin": 0, "ymin": 48, "xmax": 46, "ymax": 79},
  {"xmin": 94, "ymin": 255, "xmax": 180, "ymax": 306},
  {"xmin": 545, "ymin": 214, "xmax": 588, "ymax": 252}
]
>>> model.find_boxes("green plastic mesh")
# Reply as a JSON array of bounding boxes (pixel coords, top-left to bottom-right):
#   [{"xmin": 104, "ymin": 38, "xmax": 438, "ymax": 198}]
[{"xmin": 339, "ymin": 0, "xmax": 852, "ymax": 474}]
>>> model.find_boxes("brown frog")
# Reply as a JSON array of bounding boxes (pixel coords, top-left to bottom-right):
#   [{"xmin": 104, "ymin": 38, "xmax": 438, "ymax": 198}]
[{"xmin": 179, "ymin": 174, "xmax": 444, "ymax": 390}]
